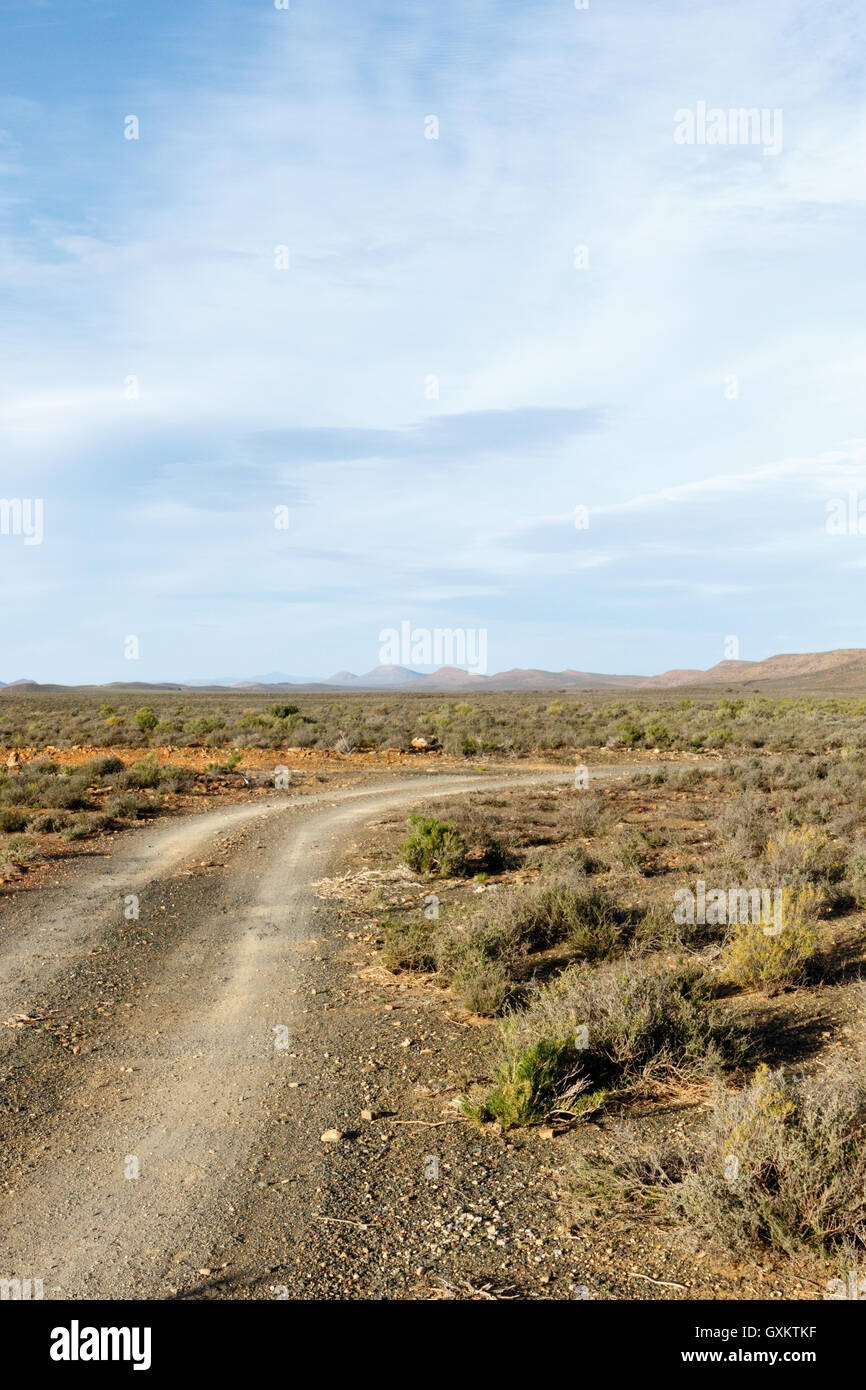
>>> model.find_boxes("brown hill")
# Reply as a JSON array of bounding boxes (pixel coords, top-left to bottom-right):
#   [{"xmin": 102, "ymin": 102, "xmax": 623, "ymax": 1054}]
[
  {"xmin": 640, "ymin": 650, "xmax": 866, "ymax": 690},
  {"xmin": 410, "ymin": 666, "xmax": 490, "ymax": 688}
]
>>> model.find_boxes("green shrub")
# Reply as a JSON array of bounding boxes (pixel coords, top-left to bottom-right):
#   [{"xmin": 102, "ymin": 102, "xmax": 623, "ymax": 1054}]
[
  {"xmin": 472, "ymin": 961, "xmax": 749, "ymax": 1129},
  {"xmin": 618, "ymin": 722, "xmax": 644, "ymax": 748},
  {"xmin": 1, "ymin": 833, "xmax": 37, "ymax": 865},
  {"xmin": 63, "ymin": 818, "xmax": 93, "ymax": 841},
  {"xmin": 0, "ymin": 809, "xmax": 27, "ymax": 833},
  {"xmin": 537, "ymin": 883, "xmax": 620, "ymax": 958},
  {"xmin": 435, "ymin": 913, "xmax": 527, "ymax": 990},
  {"xmin": 401, "ymin": 814, "xmax": 467, "ymax": 877},
  {"xmin": 645, "ymin": 722, "xmax": 672, "ymax": 748},
  {"xmin": 133, "ymin": 706, "xmax": 158, "ymax": 733},
  {"xmin": 83, "ymin": 755, "xmax": 124, "ymax": 778},
  {"xmin": 183, "ymin": 716, "xmax": 224, "ymax": 736},
  {"xmin": 119, "ymin": 759, "xmax": 162, "ymax": 790},
  {"xmin": 48, "ymin": 775, "xmax": 91, "ymax": 810},
  {"xmin": 608, "ymin": 827, "xmax": 651, "ymax": 872},
  {"xmin": 470, "ymin": 1035, "xmax": 583, "ymax": 1128}
]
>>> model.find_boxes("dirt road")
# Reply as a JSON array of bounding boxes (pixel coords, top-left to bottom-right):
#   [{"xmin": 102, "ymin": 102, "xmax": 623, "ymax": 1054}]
[{"xmin": 0, "ymin": 765, "xmax": 640, "ymax": 1300}]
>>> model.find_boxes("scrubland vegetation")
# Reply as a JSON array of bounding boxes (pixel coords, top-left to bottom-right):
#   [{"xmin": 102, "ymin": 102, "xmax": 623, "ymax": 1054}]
[
  {"xmin": 573, "ymin": 1054, "xmax": 866, "ymax": 1263},
  {"xmin": 7, "ymin": 687, "xmax": 866, "ymax": 754},
  {"xmin": 0, "ymin": 753, "xmax": 254, "ymax": 878},
  {"xmin": 371, "ymin": 747, "xmax": 866, "ymax": 1273},
  {"xmin": 3, "ymin": 687, "xmax": 866, "ymax": 1276}
]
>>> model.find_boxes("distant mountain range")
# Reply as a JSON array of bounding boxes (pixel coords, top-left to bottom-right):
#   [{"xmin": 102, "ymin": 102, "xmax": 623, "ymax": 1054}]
[
  {"xmin": 8, "ymin": 648, "xmax": 866, "ymax": 693},
  {"xmin": 319, "ymin": 650, "xmax": 866, "ymax": 691},
  {"xmin": 322, "ymin": 664, "xmax": 641, "ymax": 690}
]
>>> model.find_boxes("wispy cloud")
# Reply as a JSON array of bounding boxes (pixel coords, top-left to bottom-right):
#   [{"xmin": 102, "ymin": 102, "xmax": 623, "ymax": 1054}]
[{"xmin": 1, "ymin": 1, "xmax": 865, "ymax": 680}]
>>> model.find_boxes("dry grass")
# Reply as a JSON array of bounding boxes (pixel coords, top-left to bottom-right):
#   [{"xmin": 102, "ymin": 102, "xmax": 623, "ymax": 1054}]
[
  {"xmin": 362, "ymin": 741, "xmax": 866, "ymax": 1273},
  {"xmin": 466, "ymin": 960, "xmax": 750, "ymax": 1129},
  {"xmin": 8, "ymin": 687, "xmax": 866, "ymax": 756}
]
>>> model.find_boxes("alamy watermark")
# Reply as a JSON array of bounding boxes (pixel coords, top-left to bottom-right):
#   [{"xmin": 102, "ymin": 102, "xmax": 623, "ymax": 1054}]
[
  {"xmin": 379, "ymin": 621, "xmax": 488, "ymax": 675},
  {"xmin": 827, "ymin": 1271, "xmax": 866, "ymax": 1300},
  {"xmin": 674, "ymin": 102, "xmax": 782, "ymax": 156},
  {"xmin": 0, "ymin": 498, "xmax": 43, "ymax": 545},
  {"xmin": 826, "ymin": 492, "xmax": 866, "ymax": 535},
  {"xmin": 50, "ymin": 1323, "xmax": 151, "ymax": 1370},
  {"xmin": 0, "ymin": 1276, "xmax": 43, "ymax": 1300},
  {"xmin": 673, "ymin": 880, "xmax": 783, "ymax": 934}
]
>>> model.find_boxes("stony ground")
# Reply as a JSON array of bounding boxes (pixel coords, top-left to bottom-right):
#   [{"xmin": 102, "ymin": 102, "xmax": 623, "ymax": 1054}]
[{"xmin": 0, "ymin": 750, "xmax": 858, "ymax": 1301}]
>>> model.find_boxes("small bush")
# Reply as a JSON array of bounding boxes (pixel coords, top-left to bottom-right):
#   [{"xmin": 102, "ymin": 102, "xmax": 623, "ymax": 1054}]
[
  {"xmin": 205, "ymin": 751, "xmax": 242, "ymax": 775},
  {"xmin": 451, "ymin": 952, "xmax": 513, "ymax": 1017},
  {"xmin": 1, "ymin": 833, "xmax": 38, "ymax": 865},
  {"xmin": 133, "ymin": 706, "xmax": 158, "ymax": 733},
  {"xmin": 83, "ymin": 755, "xmax": 124, "ymax": 778},
  {"xmin": 560, "ymin": 887, "xmax": 622, "ymax": 960},
  {"xmin": 608, "ymin": 828, "xmax": 652, "ymax": 873},
  {"xmin": 27, "ymin": 811, "xmax": 66, "ymax": 833},
  {"xmin": 158, "ymin": 767, "xmax": 193, "ymax": 793},
  {"xmin": 401, "ymin": 814, "xmax": 467, "ymax": 877},
  {"xmin": 448, "ymin": 804, "xmax": 519, "ymax": 874},
  {"xmin": 63, "ymin": 818, "xmax": 93, "ymax": 842},
  {"xmin": 48, "ymin": 775, "xmax": 91, "ymax": 810},
  {"xmin": 471, "ymin": 1035, "xmax": 583, "ymax": 1128},
  {"xmin": 764, "ymin": 825, "xmax": 836, "ymax": 884},
  {"xmin": 28, "ymin": 757, "xmax": 59, "ymax": 777},
  {"xmin": 473, "ymin": 961, "xmax": 748, "ymax": 1129},
  {"xmin": 712, "ymin": 793, "xmax": 770, "ymax": 871},
  {"xmin": 618, "ymin": 722, "xmax": 644, "ymax": 748},
  {"xmin": 845, "ymin": 842, "xmax": 866, "ymax": 906},
  {"xmin": 119, "ymin": 759, "xmax": 162, "ymax": 790},
  {"xmin": 380, "ymin": 918, "xmax": 436, "ymax": 973},
  {"xmin": 459, "ymin": 881, "xmax": 621, "ymax": 962},
  {"xmin": 722, "ymin": 885, "xmax": 820, "ymax": 995},
  {"xmin": 677, "ymin": 1063, "xmax": 866, "ymax": 1257},
  {"xmin": 435, "ymin": 910, "xmax": 527, "ymax": 992},
  {"xmin": 514, "ymin": 881, "xmax": 621, "ymax": 957},
  {"xmin": 645, "ymin": 722, "xmax": 672, "ymax": 748},
  {"xmin": 0, "ymin": 809, "xmax": 27, "ymax": 833},
  {"xmin": 562, "ymin": 791, "xmax": 607, "ymax": 838},
  {"xmin": 105, "ymin": 791, "xmax": 153, "ymax": 821}
]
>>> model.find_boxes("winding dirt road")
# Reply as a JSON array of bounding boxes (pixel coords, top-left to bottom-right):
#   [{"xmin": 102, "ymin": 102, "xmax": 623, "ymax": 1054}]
[{"xmin": 0, "ymin": 765, "xmax": 641, "ymax": 1300}]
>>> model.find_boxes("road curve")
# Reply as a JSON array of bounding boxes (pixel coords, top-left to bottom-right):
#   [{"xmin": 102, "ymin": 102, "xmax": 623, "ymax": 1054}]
[{"xmin": 0, "ymin": 765, "xmax": 640, "ymax": 1299}]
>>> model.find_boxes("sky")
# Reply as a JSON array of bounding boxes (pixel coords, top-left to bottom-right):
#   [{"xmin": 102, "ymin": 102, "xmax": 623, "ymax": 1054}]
[{"xmin": 1, "ymin": 0, "xmax": 866, "ymax": 683}]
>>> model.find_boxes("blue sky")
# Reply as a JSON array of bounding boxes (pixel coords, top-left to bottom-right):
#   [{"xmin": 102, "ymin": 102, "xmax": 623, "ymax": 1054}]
[{"xmin": 2, "ymin": 0, "xmax": 866, "ymax": 683}]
